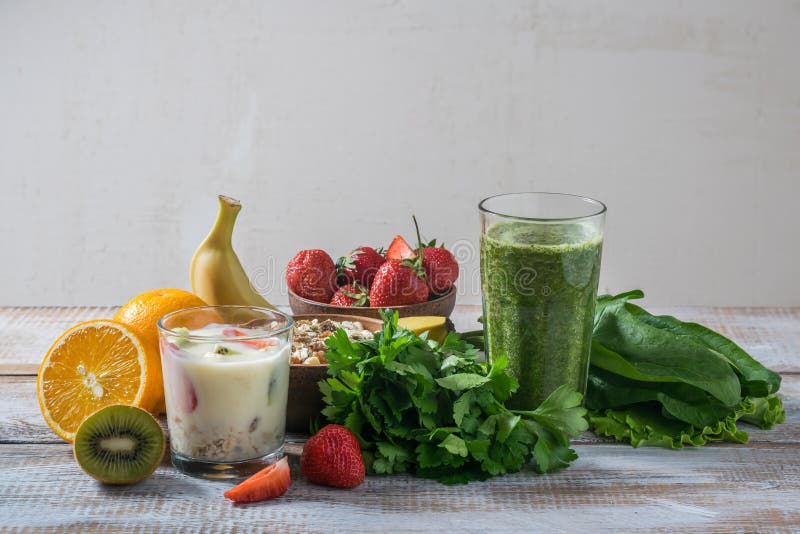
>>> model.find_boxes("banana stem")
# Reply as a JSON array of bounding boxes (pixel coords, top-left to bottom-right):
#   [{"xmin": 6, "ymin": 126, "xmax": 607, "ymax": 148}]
[{"xmin": 206, "ymin": 195, "xmax": 241, "ymax": 246}]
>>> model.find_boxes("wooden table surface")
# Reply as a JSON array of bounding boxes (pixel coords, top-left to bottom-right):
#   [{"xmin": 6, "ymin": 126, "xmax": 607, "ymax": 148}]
[{"xmin": 1, "ymin": 305, "xmax": 798, "ymax": 532}]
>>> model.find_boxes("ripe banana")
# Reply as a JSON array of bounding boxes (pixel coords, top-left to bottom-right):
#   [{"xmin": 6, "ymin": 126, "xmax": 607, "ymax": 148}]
[{"xmin": 190, "ymin": 195, "xmax": 276, "ymax": 309}]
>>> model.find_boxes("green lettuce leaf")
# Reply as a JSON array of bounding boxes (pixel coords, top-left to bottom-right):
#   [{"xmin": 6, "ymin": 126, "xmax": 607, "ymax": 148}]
[
  {"xmin": 740, "ymin": 395, "xmax": 786, "ymax": 429},
  {"xmin": 587, "ymin": 400, "xmax": 756, "ymax": 449}
]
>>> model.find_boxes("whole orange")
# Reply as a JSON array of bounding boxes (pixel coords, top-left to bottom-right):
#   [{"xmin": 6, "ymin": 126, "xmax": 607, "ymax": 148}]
[{"xmin": 113, "ymin": 288, "xmax": 207, "ymax": 413}]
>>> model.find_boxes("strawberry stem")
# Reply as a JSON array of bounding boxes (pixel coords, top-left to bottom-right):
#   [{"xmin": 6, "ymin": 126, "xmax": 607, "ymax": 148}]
[{"xmin": 412, "ymin": 215, "xmax": 424, "ymax": 249}]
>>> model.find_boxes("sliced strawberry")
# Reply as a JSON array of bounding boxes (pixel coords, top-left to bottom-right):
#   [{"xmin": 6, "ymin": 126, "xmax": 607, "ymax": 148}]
[
  {"xmin": 222, "ymin": 328, "xmax": 275, "ymax": 350},
  {"xmin": 386, "ymin": 235, "xmax": 417, "ymax": 261},
  {"xmin": 223, "ymin": 328, "xmax": 248, "ymax": 337},
  {"xmin": 184, "ymin": 377, "xmax": 198, "ymax": 413},
  {"xmin": 161, "ymin": 341, "xmax": 198, "ymax": 413},
  {"xmin": 223, "ymin": 456, "xmax": 291, "ymax": 503}
]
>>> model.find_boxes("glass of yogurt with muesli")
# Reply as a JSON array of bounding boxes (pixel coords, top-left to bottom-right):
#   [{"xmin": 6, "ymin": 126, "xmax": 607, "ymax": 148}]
[{"xmin": 157, "ymin": 305, "xmax": 292, "ymax": 479}]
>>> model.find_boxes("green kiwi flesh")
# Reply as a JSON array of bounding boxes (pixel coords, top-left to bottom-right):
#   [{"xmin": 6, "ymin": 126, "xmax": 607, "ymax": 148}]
[{"xmin": 73, "ymin": 405, "xmax": 165, "ymax": 485}]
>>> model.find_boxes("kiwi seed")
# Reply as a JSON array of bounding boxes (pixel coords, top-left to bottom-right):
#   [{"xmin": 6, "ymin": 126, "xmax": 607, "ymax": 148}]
[{"xmin": 73, "ymin": 405, "xmax": 165, "ymax": 485}]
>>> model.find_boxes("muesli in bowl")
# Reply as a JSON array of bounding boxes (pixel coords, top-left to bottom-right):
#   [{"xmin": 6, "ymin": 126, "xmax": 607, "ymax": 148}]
[
  {"xmin": 287, "ymin": 314, "xmax": 383, "ymax": 433},
  {"xmin": 291, "ymin": 317, "xmax": 374, "ymax": 365}
]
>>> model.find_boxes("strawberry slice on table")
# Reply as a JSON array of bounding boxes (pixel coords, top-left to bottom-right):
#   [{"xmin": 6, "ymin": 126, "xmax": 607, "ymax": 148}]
[
  {"xmin": 369, "ymin": 260, "xmax": 429, "ymax": 307},
  {"xmin": 301, "ymin": 424, "xmax": 365, "ymax": 488},
  {"xmin": 337, "ymin": 246, "xmax": 386, "ymax": 287},
  {"xmin": 386, "ymin": 235, "xmax": 417, "ymax": 261},
  {"xmin": 223, "ymin": 456, "xmax": 291, "ymax": 503}
]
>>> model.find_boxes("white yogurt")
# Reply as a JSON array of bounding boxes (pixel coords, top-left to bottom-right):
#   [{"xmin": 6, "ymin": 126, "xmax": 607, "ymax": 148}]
[{"xmin": 161, "ymin": 326, "xmax": 290, "ymax": 462}]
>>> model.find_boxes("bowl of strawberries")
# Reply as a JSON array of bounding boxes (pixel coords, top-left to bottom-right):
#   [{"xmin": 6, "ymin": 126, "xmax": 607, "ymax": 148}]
[{"xmin": 286, "ymin": 218, "xmax": 459, "ymax": 319}]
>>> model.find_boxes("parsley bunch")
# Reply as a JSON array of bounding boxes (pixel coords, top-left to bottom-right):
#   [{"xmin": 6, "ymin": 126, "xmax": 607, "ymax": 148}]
[{"xmin": 319, "ymin": 311, "xmax": 588, "ymax": 484}]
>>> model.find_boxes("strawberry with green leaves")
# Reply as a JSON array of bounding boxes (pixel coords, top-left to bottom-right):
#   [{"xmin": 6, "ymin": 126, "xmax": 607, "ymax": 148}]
[
  {"xmin": 337, "ymin": 247, "xmax": 386, "ymax": 287},
  {"xmin": 369, "ymin": 260, "xmax": 429, "ymax": 307},
  {"xmin": 412, "ymin": 216, "xmax": 459, "ymax": 295},
  {"xmin": 330, "ymin": 283, "xmax": 370, "ymax": 307}
]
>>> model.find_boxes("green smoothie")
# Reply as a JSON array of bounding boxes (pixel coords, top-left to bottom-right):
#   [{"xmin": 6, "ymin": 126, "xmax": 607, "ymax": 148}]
[{"xmin": 480, "ymin": 220, "xmax": 603, "ymax": 409}]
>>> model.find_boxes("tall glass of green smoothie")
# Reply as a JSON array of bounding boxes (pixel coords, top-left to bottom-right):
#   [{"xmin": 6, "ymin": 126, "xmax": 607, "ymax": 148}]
[{"xmin": 479, "ymin": 192, "xmax": 606, "ymax": 409}]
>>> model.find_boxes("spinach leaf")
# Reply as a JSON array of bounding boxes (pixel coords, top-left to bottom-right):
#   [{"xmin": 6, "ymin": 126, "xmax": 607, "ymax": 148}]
[
  {"xmin": 625, "ymin": 305, "xmax": 781, "ymax": 397},
  {"xmin": 586, "ymin": 366, "xmax": 740, "ymax": 428},
  {"xmin": 593, "ymin": 292, "xmax": 741, "ymax": 406},
  {"xmin": 587, "ymin": 290, "xmax": 786, "ymax": 448}
]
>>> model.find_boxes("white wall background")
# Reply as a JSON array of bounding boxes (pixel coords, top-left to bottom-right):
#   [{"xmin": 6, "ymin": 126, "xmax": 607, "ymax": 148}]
[{"xmin": 1, "ymin": 0, "xmax": 798, "ymax": 307}]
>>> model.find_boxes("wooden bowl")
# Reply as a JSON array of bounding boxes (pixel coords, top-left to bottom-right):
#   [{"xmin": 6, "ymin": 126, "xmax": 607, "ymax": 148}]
[
  {"xmin": 288, "ymin": 285, "xmax": 457, "ymax": 319},
  {"xmin": 287, "ymin": 314, "xmax": 383, "ymax": 434}
]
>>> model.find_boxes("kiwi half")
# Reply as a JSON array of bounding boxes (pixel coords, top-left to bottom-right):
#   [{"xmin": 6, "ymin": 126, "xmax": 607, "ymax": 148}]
[{"xmin": 73, "ymin": 405, "xmax": 165, "ymax": 485}]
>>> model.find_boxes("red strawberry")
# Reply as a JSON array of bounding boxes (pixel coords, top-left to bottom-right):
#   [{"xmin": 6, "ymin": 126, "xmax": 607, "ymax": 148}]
[
  {"xmin": 223, "ymin": 456, "xmax": 291, "ymax": 503},
  {"xmin": 222, "ymin": 328, "xmax": 277, "ymax": 350},
  {"xmin": 162, "ymin": 341, "xmax": 198, "ymax": 413},
  {"xmin": 386, "ymin": 235, "xmax": 417, "ymax": 261},
  {"xmin": 330, "ymin": 283, "xmax": 369, "ymax": 307},
  {"xmin": 300, "ymin": 424, "xmax": 365, "ymax": 488},
  {"xmin": 421, "ymin": 247, "xmax": 458, "ymax": 294},
  {"xmin": 369, "ymin": 260, "xmax": 429, "ymax": 307},
  {"xmin": 411, "ymin": 216, "xmax": 459, "ymax": 294},
  {"xmin": 286, "ymin": 249, "xmax": 338, "ymax": 303},
  {"xmin": 337, "ymin": 247, "xmax": 386, "ymax": 287}
]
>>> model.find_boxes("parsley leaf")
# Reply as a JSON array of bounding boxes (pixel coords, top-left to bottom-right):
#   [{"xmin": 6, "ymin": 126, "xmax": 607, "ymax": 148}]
[{"xmin": 320, "ymin": 310, "xmax": 587, "ymax": 483}]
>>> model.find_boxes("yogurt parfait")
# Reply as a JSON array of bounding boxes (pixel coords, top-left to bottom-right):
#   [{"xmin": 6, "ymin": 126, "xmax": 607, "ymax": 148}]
[{"xmin": 157, "ymin": 306, "xmax": 292, "ymax": 479}]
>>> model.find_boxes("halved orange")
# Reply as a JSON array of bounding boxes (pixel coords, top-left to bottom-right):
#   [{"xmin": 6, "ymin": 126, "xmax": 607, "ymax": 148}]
[{"xmin": 37, "ymin": 320, "xmax": 158, "ymax": 442}]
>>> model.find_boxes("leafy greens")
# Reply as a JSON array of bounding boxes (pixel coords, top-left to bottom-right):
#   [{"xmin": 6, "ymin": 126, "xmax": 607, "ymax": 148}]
[
  {"xmin": 319, "ymin": 310, "xmax": 588, "ymax": 484},
  {"xmin": 587, "ymin": 290, "xmax": 786, "ymax": 448}
]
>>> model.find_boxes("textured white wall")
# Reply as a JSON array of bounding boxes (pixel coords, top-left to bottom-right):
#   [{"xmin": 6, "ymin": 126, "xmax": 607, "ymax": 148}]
[{"xmin": 1, "ymin": 1, "xmax": 798, "ymax": 307}]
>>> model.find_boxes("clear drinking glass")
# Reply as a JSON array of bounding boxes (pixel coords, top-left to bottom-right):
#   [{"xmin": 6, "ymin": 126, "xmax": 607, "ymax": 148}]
[
  {"xmin": 157, "ymin": 305, "xmax": 292, "ymax": 479},
  {"xmin": 479, "ymin": 192, "xmax": 606, "ymax": 409}
]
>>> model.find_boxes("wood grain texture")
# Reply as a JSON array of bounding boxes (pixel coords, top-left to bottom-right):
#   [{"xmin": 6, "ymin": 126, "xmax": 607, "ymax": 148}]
[
  {"xmin": 4, "ymin": 373, "xmax": 799, "ymax": 446},
  {"xmin": 0, "ymin": 442, "xmax": 798, "ymax": 532},
  {"xmin": 2, "ymin": 305, "xmax": 799, "ymax": 531},
  {"xmin": 3, "ymin": 305, "xmax": 799, "ymax": 371},
  {"xmin": 0, "ymin": 306, "xmax": 118, "ymax": 369}
]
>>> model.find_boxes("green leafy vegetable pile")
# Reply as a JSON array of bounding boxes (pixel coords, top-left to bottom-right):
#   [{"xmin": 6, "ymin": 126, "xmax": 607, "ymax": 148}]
[
  {"xmin": 319, "ymin": 310, "xmax": 588, "ymax": 484},
  {"xmin": 587, "ymin": 290, "xmax": 786, "ymax": 448}
]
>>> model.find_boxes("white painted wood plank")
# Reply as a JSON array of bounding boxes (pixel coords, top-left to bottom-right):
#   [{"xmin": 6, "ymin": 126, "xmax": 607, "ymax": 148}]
[
  {"xmin": 3, "ymin": 306, "xmax": 799, "ymax": 371},
  {"xmin": 0, "ymin": 306, "xmax": 118, "ymax": 368},
  {"xmin": 0, "ymin": 442, "xmax": 797, "ymax": 532},
  {"xmin": 5, "ymin": 373, "xmax": 798, "ymax": 446}
]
